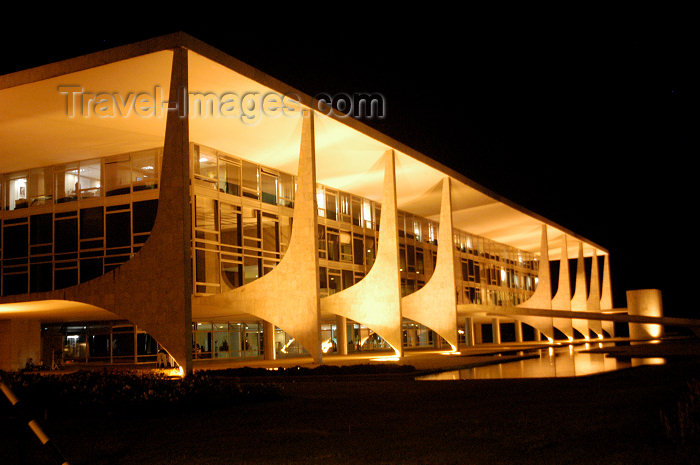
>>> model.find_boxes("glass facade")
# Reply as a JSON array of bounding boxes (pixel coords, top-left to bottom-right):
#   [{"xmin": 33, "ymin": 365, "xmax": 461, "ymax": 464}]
[{"xmin": 2, "ymin": 143, "xmax": 540, "ymax": 362}]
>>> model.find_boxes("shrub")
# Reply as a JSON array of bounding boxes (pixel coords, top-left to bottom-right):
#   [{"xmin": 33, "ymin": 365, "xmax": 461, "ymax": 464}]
[{"xmin": 0, "ymin": 370, "xmax": 281, "ymax": 419}]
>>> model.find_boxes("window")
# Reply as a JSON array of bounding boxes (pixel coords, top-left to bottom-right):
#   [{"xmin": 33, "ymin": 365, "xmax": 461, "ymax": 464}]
[
  {"xmin": 79, "ymin": 159, "xmax": 102, "ymax": 198},
  {"xmin": 327, "ymin": 229, "xmax": 340, "ymax": 261},
  {"xmin": 104, "ymin": 155, "xmax": 130, "ymax": 196},
  {"xmin": 339, "ymin": 194, "xmax": 351, "ymax": 223},
  {"xmin": 220, "ymin": 203, "xmax": 241, "ymax": 247},
  {"xmin": 241, "ymin": 161, "xmax": 259, "ymax": 199},
  {"xmin": 7, "ymin": 172, "xmax": 28, "ymax": 210},
  {"xmin": 194, "ymin": 146, "xmax": 217, "ymax": 189},
  {"xmin": 261, "ymin": 170, "xmax": 278, "ymax": 205},
  {"xmin": 55, "ymin": 163, "xmax": 79, "ymax": 204},
  {"xmin": 131, "ymin": 150, "xmax": 158, "ymax": 192},
  {"xmin": 29, "ymin": 167, "xmax": 53, "ymax": 206},
  {"xmin": 279, "ymin": 173, "xmax": 294, "ymax": 208},
  {"xmin": 218, "ymin": 158, "xmax": 240, "ymax": 196},
  {"xmin": 340, "ymin": 231, "xmax": 352, "ymax": 262},
  {"xmin": 325, "ymin": 191, "xmax": 337, "ymax": 221}
]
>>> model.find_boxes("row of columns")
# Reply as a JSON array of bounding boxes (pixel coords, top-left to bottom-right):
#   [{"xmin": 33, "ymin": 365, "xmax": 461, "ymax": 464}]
[
  {"xmin": 196, "ymin": 110, "xmax": 460, "ymax": 361},
  {"xmin": 516, "ymin": 225, "xmax": 613, "ymax": 341}
]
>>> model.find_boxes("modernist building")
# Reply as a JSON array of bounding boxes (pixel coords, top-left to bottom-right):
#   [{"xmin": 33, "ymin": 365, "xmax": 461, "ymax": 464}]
[{"xmin": 0, "ymin": 33, "xmax": 661, "ymax": 373}]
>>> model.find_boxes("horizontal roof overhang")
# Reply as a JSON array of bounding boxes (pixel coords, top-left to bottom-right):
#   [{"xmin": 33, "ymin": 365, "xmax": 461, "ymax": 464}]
[
  {"xmin": 0, "ymin": 300, "xmax": 119, "ymax": 322},
  {"xmin": 0, "ymin": 32, "xmax": 606, "ymax": 260}
]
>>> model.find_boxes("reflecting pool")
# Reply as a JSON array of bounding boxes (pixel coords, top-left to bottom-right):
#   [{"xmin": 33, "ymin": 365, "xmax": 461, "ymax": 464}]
[{"xmin": 417, "ymin": 345, "xmax": 666, "ymax": 380}]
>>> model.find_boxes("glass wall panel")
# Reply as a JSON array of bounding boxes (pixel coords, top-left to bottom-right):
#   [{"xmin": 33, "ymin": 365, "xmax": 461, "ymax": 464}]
[
  {"xmin": 317, "ymin": 225, "xmax": 326, "ymax": 259},
  {"xmin": 80, "ymin": 207, "xmax": 104, "ymax": 239},
  {"xmin": 242, "ymin": 208, "xmax": 260, "ymax": 248},
  {"xmin": 213, "ymin": 324, "xmax": 229, "ymax": 358},
  {"xmin": 365, "ymin": 236, "xmax": 376, "ymax": 267},
  {"xmin": 316, "ymin": 187, "xmax": 325, "ymax": 218},
  {"xmin": 132, "ymin": 200, "xmax": 158, "ymax": 234},
  {"xmin": 327, "ymin": 229, "xmax": 340, "ymax": 261},
  {"xmin": 243, "ymin": 256, "xmax": 260, "ymax": 284},
  {"xmin": 79, "ymin": 159, "xmax": 102, "ymax": 198},
  {"xmin": 340, "ymin": 231, "xmax": 352, "ymax": 262},
  {"xmin": 244, "ymin": 324, "xmax": 260, "ymax": 357},
  {"xmin": 342, "ymin": 269, "xmax": 353, "ymax": 290},
  {"xmin": 196, "ymin": 249, "xmax": 220, "ymax": 285},
  {"xmin": 262, "ymin": 214, "xmax": 278, "ymax": 253},
  {"xmin": 7, "ymin": 172, "xmax": 28, "ymax": 210},
  {"xmin": 416, "ymin": 248, "xmax": 425, "ymax": 274},
  {"xmin": 194, "ymin": 147, "xmax": 217, "ymax": 182},
  {"xmin": 328, "ymin": 269, "xmax": 341, "ymax": 294},
  {"xmin": 106, "ymin": 212, "xmax": 131, "ymax": 248},
  {"xmin": 195, "ymin": 197, "xmax": 218, "ymax": 232},
  {"xmin": 325, "ymin": 192, "xmax": 337, "ymax": 221},
  {"xmin": 30, "ymin": 214, "xmax": 52, "ymax": 245},
  {"xmin": 105, "ymin": 155, "xmax": 131, "ymax": 196},
  {"xmin": 221, "ymin": 262, "xmax": 242, "ymax": 291},
  {"xmin": 261, "ymin": 171, "xmax": 277, "ymax": 205},
  {"xmin": 54, "ymin": 218, "xmax": 78, "ymax": 253},
  {"xmin": 229, "ymin": 325, "xmax": 242, "ymax": 358},
  {"xmin": 218, "ymin": 158, "xmax": 240, "ymax": 196},
  {"xmin": 29, "ymin": 167, "xmax": 53, "ymax": 206},
  {"xmin": 351, "ymin": 197, "xmax": 362, "ymax": 226},
  {"xmin": 340, "ymin": 194, "xmax": 351, "ymax": 223},
  {"xmin": 353, "ymin": 237, "xmax": 364, "ymax": 265},
  {"xmin": 362, "ymin": 199, "xmax": 373, "ymax": 229},
  {"xmin": 241, "ymin": 161, "xmax": 259, "ymax": 199},
  {"xmin": 279, "ymin": 214, "xmax": 291, "ymax": 255},
  {"xmin": 132, "ymin": 150, "xmax": 158, "ymax": 191},
  {"xmin": 279, "ymin": 173, "xmax": 294, "ymax": 207},
  {"xmin": 220, "ymin": 203, "xmax": 241, "ymax": 246},
  {"xmin": 55, "ymin": 164, "xmax": 79, "ymax": 203}
]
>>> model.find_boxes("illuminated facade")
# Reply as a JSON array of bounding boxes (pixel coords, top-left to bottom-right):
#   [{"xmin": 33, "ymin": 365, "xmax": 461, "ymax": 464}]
[{"xmin": 1, "ymin": 33, "xmax": 625, "ymax": 372}]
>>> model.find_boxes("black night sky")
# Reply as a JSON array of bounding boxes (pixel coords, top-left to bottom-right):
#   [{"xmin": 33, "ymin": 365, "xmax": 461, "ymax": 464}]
[{"xmin": 1, "ymin": 17, "xmax": 693, "ymax": 317}]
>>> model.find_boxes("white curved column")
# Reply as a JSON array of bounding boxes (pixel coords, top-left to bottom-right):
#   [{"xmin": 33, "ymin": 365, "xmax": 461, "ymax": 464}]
[
  {"xmin": 600, "ymin": 254, "xmax": 615, "ymax": 336},
  {"xmin": 321, "ymin": 150, "xmax": 403, "ymax": 356},
  {"xmin": 551, "ymin": 235, "xmax": 574, "ymax": 339},
  {"xmin": 193, "ymin": 110, "xmax": 322, "ymax": 362},
  {"xmin": 570, "ymin": 242, "xmax": 590, "ymax": 338},
  {"xmin": 401, "ymin": 177, "xmax": 458, "ymax": 351},
  {"xmin": 516, "ymin": 225, "xmax": 554, "ymax": 340},
  {"xmin": 587, "ymin": 249, "xmax": 604, "ymax": 338},
  {"xmin": 0, "ymin": 47, "xmax": 195, "ymax": 374}
]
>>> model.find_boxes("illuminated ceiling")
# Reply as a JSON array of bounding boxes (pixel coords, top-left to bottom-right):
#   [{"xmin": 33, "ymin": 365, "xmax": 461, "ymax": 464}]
[{"xmin": 0, "ymin": 33, "xmax": 606, "ymax": 261}]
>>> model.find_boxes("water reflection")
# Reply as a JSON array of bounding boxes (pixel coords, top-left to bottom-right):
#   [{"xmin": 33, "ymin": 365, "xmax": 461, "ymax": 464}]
[{"xmin": 418, "ymin": 346, "xmax": 666, "ymax": 380}]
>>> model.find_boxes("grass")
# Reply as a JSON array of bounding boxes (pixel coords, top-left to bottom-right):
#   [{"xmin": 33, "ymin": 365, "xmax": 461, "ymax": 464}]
[{"xmin": 2, "ymin": 361, "xmax": 700, "ymax": 464}]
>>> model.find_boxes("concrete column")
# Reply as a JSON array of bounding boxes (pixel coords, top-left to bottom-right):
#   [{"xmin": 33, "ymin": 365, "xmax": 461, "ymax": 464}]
[
  {"xmin": 492, "ymin": 318, "xmax": 501, "ymax": 344},
  {"xmin": 466, "ymin": 318, "xmax": 475, "ymax": 347},
  {"xmin": 263, "ymin": 321, "xmax": 276, "ymax": 361},
  {"xmin": 321, "ymin": 150, "xmax": 404, "ymax": 357},
  {"xmin": 515, "ymin": 320, "xmax": 523, "ymax": 342},
  {"xmin": 193, "ymin": 109, "xmax": 322, "ymax": 363},
  {"xmin": 401, "ymin": 177, "xmax": 459, "ymax": 350},
  {"xmin": 517, "ymin": 225, "xmax": 554, "ymax": 340},
  {"xmin": 587, "ymin": 249, "xmax": 603, "ymax": 338},
  {"xmin": 0, "ymin": 319, "xmax": 41, "ymax": 371},
  {"xmin": 551, "ymin": 235, "xmax": 574, "ymax": 339},
  {"xmin": 534, "ymin": 330, "xmax": 541, "ymax": 342},
  {"xmin": 627, "ymin": 289, "xmax": 664, "ymax": 340},
  {"xmin": 600, "ymin": 254, "xmax": 615, "ymax": 337},
  {"xmin": 600, "ymin": 254, "xmax": 613, "ymax": 309},
  {"xmin": 336, "ymin": 315, "xmax": 348, "ymax": 355},
  {"xmin": 571, "ymin": 242, "xmax": 590, "ymax": 338}
]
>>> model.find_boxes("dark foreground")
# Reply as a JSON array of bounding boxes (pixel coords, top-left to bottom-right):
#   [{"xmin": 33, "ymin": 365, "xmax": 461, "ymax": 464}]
[{"xmin": 2, "ymin": 361, "xmax": 700, "ymax": 465}]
